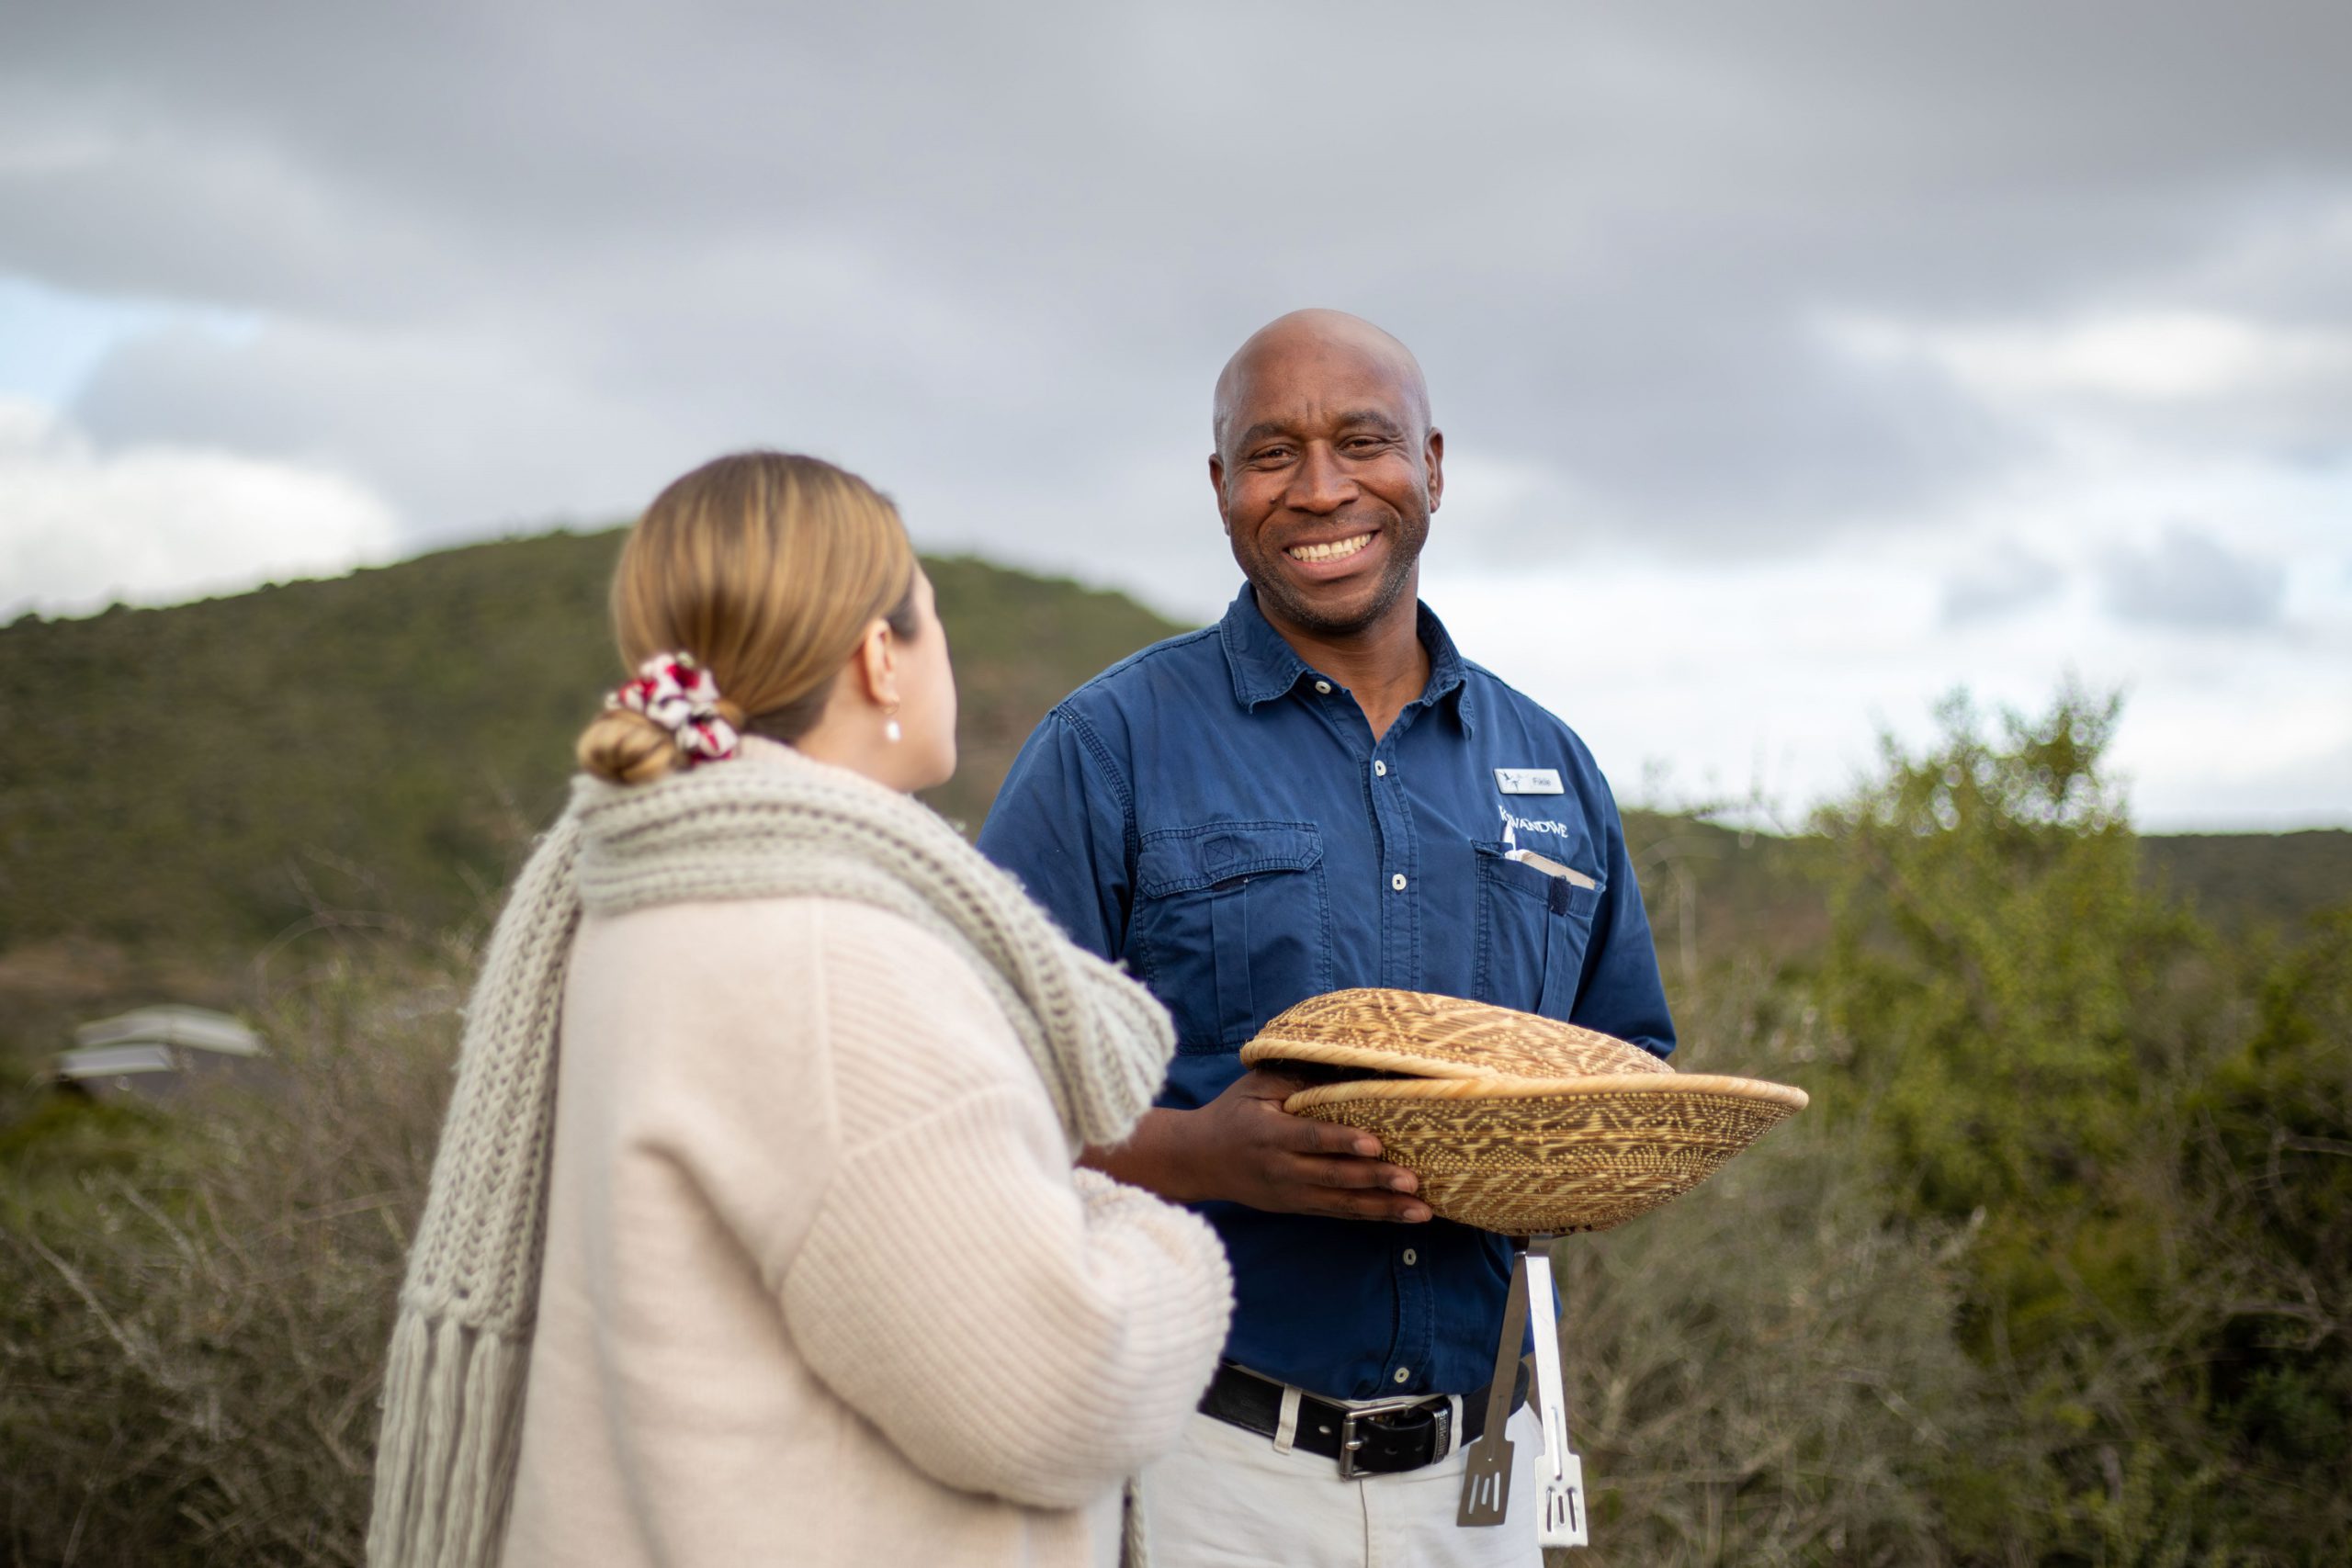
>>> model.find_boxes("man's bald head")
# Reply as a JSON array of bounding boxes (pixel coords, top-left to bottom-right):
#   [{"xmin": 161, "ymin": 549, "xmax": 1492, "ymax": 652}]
[
  {"xmin": 1212, "ymin": 309, "xmax": 1432, "ymax": 460},
  {"xmin": 1205, "ymin": 309, "xmax": 1444, "ymax": 641}
]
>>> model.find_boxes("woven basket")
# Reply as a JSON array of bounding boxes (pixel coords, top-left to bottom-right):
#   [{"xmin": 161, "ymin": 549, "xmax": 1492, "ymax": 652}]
[{"xmin": 1238, "ymin": 988, "xmax": 1806, "ymax": 1235}]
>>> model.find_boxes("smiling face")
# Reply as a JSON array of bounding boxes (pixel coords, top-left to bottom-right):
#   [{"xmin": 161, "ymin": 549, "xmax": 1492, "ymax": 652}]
[{"xmin": 1210, "ymin": 310, "xmax": 1443, "ymax": 639}]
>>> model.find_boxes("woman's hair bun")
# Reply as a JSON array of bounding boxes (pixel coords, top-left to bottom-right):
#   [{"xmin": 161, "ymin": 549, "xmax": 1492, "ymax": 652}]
[{"xmin": 575, "ymin": 706, "xmax": 685, "ymax": 785}]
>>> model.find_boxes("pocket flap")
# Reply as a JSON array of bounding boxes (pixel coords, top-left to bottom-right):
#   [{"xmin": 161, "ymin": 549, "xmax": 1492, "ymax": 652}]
[{"xmin": 1137, "ymin": 821, "xmax": 1325, "ymax": 897}]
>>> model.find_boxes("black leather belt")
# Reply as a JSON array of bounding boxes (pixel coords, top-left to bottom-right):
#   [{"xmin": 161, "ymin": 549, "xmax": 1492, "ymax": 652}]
[{"xmin": 1198, "ymin": 1361, "xmax": 1529, "ymax": 1478}]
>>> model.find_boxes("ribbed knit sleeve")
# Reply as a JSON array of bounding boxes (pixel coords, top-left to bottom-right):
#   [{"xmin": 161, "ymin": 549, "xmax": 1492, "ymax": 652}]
[{"xmin": 775, "ymin": 905, "xmax": 1232, "ymax": 1511}]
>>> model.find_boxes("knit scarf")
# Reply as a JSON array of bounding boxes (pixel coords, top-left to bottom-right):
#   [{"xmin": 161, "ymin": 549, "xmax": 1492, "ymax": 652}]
[{"xmin": 366, "ymin": 739, "xmax": 1175, "ymax": 1567}]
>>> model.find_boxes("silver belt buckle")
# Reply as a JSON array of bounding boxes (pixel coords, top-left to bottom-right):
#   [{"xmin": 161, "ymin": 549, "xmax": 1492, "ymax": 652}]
[{"xmin": 1338, "ymin": 1394, "xmax": 1448, "ymax": 1479}]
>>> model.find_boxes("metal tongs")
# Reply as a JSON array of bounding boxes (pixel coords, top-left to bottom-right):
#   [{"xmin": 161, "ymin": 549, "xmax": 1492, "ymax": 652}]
[{"xmin": 1454, "ymin": 1236, "xmax": 1589, "ymax": 1549}]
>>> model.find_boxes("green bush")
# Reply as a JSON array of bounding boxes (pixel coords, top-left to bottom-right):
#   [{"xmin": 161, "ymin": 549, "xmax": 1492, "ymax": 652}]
[
  {"xmin": 1811, "ymin": 687, "xmax": 2189, "ymax": 1217},
  {"xmin": 1807, "ymin": 689, "xmax": 2349, "ymax": 1565}
]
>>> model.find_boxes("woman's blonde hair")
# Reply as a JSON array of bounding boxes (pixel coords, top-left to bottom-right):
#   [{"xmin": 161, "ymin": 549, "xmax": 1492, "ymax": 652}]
[{"xmin": 577, "ymin": 452, "xmax": 920, "ymax": 784}]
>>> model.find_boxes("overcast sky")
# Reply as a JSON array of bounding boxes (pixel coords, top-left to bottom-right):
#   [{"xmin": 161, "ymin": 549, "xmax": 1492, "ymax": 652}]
[{"xmin": 4, "ymin": 2, "xmax": 2347, "ymax": 828}]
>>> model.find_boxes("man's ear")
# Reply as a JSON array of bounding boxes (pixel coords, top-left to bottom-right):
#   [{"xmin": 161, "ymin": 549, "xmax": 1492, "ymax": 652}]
[
  {"xmin": 1207, "ymin": 452, "xmax": 1230, "ymax": 533},
  {"xmin": 1424, "ymin": 427, "xmax": 1445, "ymax": 513}
]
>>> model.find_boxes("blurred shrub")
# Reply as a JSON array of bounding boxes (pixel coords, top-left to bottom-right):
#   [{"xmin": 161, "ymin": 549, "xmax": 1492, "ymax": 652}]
[
  {"xmin": 0, "ymin": 943, "xmax": 462, "ymax": 1566},
  {"xmin": 1556, "ymin": 972, "xmax": 1990, "ymax": 1567},
  {"xmin": 2173, "ymin": 911, "xmax": 2352, "ymax": 1553},
  {"xmin": 1806, "ymin": 689, "xmax": 2349, "ymax": 1566},
  {"xmin": 1811, "ymin": 686, "xmax": 2190, "ymax": 1217},
  {"xmin": 1, "ymin": 684, "xmax": 2343, "ymax": 1566}
]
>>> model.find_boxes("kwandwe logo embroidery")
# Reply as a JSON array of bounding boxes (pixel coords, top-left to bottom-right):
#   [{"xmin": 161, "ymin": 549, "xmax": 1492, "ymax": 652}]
[{"xmin": 1501, "ymin": 811, "xmax": 1572, "ymax": 839}]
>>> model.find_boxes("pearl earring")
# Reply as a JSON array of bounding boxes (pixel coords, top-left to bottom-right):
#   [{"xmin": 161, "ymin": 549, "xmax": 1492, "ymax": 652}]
[{"xmin": 884, "ymin": 719, "xmax": 902, "ymax": 744}]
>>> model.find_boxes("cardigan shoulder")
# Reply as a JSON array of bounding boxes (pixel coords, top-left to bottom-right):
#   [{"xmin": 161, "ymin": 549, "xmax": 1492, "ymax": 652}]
[
  {"xmin": 566, "ymin": 893, "xmax": 1046, "ymax": 1156},
  {"xmin": 803, "ymin": 899, "xmax": 1049, "ymax": 1154}
]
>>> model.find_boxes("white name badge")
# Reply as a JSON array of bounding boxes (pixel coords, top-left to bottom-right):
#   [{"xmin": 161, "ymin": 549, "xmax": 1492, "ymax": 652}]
[{"xmin": 1495, "ymin": 768, "xmax": 1565, "ymax": 795}]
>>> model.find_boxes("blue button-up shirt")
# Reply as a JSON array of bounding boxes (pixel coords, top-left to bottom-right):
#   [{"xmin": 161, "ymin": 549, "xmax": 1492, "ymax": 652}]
[{"xmin": 978, "ymin": 585, "xmax": 1675, "ymax": 1400}]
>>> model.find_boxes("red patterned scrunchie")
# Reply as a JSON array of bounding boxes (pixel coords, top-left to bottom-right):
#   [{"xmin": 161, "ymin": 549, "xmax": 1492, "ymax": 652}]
[{"xmin": 606, "ymin": 652, "xmax": 741, "ymax": 764}]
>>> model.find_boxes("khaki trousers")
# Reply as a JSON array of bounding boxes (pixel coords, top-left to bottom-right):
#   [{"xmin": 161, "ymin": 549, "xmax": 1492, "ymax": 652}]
[{"xmin": 1114, "ymin": 1402, "xmax": 1547, "ymax": 1568}]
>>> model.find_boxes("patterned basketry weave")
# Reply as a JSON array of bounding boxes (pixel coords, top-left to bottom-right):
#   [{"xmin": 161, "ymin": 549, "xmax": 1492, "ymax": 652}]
[{"xmin": 1238, "ymin": 988, "xmax": 1806, "ymax": 1236}]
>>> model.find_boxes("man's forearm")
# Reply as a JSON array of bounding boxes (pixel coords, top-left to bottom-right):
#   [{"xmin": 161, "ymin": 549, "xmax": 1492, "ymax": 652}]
[{"xmin": 1080, "ymin": 1107, "xmax": 1204, "ymax": 1203}]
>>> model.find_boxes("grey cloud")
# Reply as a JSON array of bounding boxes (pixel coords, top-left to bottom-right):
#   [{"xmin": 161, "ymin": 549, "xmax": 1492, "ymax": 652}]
[
  {"xmin": 68, "ymin": 320, "xmax": 695, "ymax": 541},
  {"xmin": 5, "ymin": 1, "xmax": 2352, "ymax": 608},
  {"xmin": 2101, "ymin": 525, "xmax": 2288, "ymax": 631},
  {"xmin": 1940, "ymin": 541, "xmax": 2064, "ymax": 626}
]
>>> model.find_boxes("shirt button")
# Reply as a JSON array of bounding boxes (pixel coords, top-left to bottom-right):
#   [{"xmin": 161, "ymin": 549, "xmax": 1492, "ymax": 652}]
[
  {"xmin": 1374, "ymin": 761, "xmax": 1387, "ymax": 777},
  {"xmin": 1402, "ymin": 1248, "xmax": 1419, "ymax": 1266},
  {"xmin": 1390, "ymin": 873, "xmax": 1408, "ymax": 892},
  {"xmin": 1313, "ymin": 680, "xmax": 1332, "ymax": 694},
  {"xmin": 1393, "ymin": 1367, "xmax": 1411, "ymax": 1384}
]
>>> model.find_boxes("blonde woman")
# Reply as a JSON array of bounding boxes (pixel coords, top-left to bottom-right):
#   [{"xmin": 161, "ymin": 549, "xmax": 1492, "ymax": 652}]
[{"xmin": 368, "ymin": 453, "xmax": 1233, "ymax": 1568}]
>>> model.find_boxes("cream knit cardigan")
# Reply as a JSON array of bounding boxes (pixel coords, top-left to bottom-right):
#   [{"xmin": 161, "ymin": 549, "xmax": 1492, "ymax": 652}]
[{"xmin": 368, "ymin": 738, "xmax": 1231, "ymax": 1567}]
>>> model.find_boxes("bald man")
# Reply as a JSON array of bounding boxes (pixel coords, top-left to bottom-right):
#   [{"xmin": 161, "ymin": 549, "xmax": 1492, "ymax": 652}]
[{"xmin": 979, "ymin": 310, "xmax": 1675, "ymax": 1566}]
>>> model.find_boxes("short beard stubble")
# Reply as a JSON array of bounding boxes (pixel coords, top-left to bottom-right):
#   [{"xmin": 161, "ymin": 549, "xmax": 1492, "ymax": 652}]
[{"xmin": 1229, "ymin": 506, "xmax": 1430, "ymax": 639}]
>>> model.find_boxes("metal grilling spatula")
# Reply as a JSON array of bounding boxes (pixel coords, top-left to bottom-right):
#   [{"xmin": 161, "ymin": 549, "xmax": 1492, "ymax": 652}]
[
  {"xmin": 1454, "ymin": 1237, "xmax": 1590, "ymax": 1549},
  {"xmin": 1523, "ymin": 1237, "xmax": 1589, "ymax": 1548},
  {"xmin": 1454, "ymin": 1242, "xmax": 1531, "ymax": 1527}
]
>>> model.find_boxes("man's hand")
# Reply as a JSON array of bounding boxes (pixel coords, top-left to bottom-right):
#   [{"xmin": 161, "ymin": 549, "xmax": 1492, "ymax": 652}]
[{"xmin": 1084, "ymin": 1068, "xmax": 1431, "ymax": 1223}]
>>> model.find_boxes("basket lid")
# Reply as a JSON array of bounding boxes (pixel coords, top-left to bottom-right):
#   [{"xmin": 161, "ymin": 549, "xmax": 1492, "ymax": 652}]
[
  {"xmin": 1239, "ymin": 989, "xmax": 1808, "ymax": 1235},
  {"xmin": 1239, "ymin": 987, "xmax": 1674, "ymax": 1083}
]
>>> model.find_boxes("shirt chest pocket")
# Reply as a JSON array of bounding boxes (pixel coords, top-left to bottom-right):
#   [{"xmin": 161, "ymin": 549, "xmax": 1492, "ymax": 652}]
[
  {"xmin": 1472, "ymin": 841, "xmax": 1603, "ymax": 1021},
  {"xmin": 1134, "ymin": 821, "xmax": 1333, "ymax": 1053}
]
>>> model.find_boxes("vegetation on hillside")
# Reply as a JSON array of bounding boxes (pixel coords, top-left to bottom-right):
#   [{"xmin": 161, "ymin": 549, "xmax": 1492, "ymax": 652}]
[
  {"xmin": 2, "ymin": 537, "xmax": 2345, "ymax": 1562},
  {"xmin": 2, "ymin": 529, "xmax": 2340, "ymax": 1091},
  {"xmin": 3, "ymin": 684, "xmax": 2344, "ymax": 1565},
  {"xmin": 0, "ymin": 530, "xmax": 1183, "ymax": 959}
]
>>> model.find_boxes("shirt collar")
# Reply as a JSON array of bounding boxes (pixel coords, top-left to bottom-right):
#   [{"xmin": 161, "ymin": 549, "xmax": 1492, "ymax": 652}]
[{"xmin": 1217, "ymin": 584, "xmax": 1476, "ymax": 735}]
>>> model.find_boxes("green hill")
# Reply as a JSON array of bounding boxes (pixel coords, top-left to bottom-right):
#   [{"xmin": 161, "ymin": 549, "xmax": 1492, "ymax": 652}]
[
  {"xmin": 0, "ymin": 529, "xmax": 1183, "ymax": 958},
  {"xmin": 1615, "ymin": 812, "xmax": 2352, "ymax": 978},
  {"xmin": 2141, "ymin": 829, "xmax": 2352, "ymax": 933},
  {"xmin": 1, "ymin": 527, "xmax": 2340, "ymax": 1027}
]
